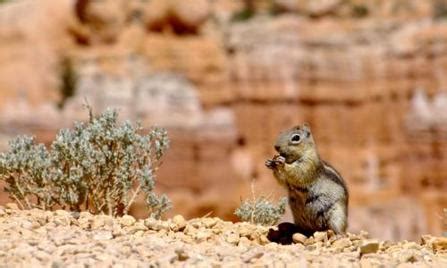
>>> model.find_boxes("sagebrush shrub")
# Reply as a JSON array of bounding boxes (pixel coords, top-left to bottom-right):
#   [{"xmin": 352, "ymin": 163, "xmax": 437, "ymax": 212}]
[
  {"xmin": 235, "ymin": 196, "xmax": 287, "ymax": 226},
  {"xmin": 0, "ymin": 107, "xmax": 171, "ymax": 218},
  {"xmin": 0, "ymin": 136, "xmax": 54, "ymax": 210}
]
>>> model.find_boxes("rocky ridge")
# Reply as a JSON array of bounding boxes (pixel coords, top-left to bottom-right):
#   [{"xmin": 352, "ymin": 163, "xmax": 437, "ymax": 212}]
[{"xmin": 0, "ymin": 205, "xmax": 446, "ymax": 267}]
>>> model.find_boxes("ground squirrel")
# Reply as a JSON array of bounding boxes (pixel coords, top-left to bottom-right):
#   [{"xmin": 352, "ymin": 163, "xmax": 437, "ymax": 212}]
[{"xmin": 265, "ymin": 123, "xmax": 348, "ymax": 235}]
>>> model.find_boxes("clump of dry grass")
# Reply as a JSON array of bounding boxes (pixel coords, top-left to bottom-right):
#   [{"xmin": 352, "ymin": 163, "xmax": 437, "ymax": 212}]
[{"xmin": 234, "ymin": 182, "xmax": 287, "ymax": 226}]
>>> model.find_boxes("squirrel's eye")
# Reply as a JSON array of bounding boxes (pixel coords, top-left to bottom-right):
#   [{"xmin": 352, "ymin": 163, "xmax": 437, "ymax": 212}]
[{"xmin": 290, "ymin": 134, "xmax": 301, "ymax": 143}]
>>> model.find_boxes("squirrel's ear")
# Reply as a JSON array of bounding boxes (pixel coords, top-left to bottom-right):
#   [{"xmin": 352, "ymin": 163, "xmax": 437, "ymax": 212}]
[
  {"xmin": 302, "ymin": 122, "xmax": 311, "ymax": 131},
  {"xmin": 302, "ymin": 123, "xmax": 311, "ymax": 137}
]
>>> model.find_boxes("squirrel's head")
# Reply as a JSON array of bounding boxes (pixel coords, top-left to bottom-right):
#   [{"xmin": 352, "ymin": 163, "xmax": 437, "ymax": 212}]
[{"xmin": 274, "ymin": 123, "xmax": 316, "ymax": 164}]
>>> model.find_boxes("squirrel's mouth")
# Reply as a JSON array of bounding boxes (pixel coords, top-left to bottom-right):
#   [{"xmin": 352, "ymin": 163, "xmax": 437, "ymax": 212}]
[
  {"xmin": 279, "ymin": 153, "xmax": 302, "ymax": 164},
  {"xmin": 277, "ymin": 152, "xmax": 288, "ymax": 159},
  {"xmin": 277, "ymin": 153, "xmax": 290, "ymax": 163}
]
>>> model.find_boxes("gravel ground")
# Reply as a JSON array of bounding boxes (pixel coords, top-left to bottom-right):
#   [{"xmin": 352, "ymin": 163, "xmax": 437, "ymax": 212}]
[{"xmin": 0, "ymin": 203, "xmax": 446, "ymax": 267}]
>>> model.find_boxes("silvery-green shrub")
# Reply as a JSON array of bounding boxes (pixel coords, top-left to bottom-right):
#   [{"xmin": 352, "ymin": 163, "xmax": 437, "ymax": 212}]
[{"xmin": 0, "ymin": 107, "xmax": 170, "ymax": 218}]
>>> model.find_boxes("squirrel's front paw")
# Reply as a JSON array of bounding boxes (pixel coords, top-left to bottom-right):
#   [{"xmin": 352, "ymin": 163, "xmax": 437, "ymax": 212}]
[
  {"xmin": 265, "ymin": 155, "xmax": 285, "ymax": 169},
  {"xmin": 273, "ymin": 155, "xmax": 286, "ymax": 165},
  {"xmin": 265, "ymin": 159, "xmax": 275, "ymax": 169}
]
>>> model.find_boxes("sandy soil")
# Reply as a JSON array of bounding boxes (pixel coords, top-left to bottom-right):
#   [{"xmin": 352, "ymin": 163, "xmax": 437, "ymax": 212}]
[{"xmin": 0, "ymin": 203, "xmax": 446, "ymax": 267}]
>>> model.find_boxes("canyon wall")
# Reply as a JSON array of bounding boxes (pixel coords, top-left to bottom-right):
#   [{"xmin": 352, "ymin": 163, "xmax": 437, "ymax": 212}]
[{"xmin": 0, "ymin": 0, "xmax": 447, "ymax": 240}]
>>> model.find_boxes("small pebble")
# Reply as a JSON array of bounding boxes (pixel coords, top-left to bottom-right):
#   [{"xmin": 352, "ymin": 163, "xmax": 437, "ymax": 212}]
[
  {"xmin": 360, "ymin": 240, "xmax": 380, "ymax": 255},
  {"xmin": 172, "ymin": 215, "xmax": 186, "ymax": 231},
  {"xmin": 292, "ymin": 233, "xmax": 307, "ymax": 244},
  {"xmin": 119, "ymin": 215, "xmax": 136, "ymax": 227}
]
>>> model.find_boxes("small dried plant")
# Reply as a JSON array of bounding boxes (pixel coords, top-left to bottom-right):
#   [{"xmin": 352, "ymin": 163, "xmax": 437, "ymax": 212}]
[
  {"xmin": 234, "ymin": 182, "xmax": 287, "ymax": 226},
  {"xmin": 0, "ymin": 106, "xmax": 171, "ymax": 218},
  {"xmin": 443, "ymin": 208, "xmax": 447, "ymax": 237}
]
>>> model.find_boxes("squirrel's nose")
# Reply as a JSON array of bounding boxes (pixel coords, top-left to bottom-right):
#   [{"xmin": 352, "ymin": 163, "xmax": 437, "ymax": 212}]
[{"xmin": 274, "ymin": 145, "xmax": 280, "ymax": 151}]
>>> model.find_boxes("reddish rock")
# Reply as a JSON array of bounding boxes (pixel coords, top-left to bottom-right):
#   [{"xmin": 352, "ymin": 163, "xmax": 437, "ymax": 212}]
[
  {"xmin": 170, "ymin": 0, "xmax": 210, "ymax": 33},
  {"xmin": 72, "ymin": 0, "xmax": 128, "ymax": 44},
  {"xmin": 140, "ymin": 0, "xmax": 170, "ymax": 31}
]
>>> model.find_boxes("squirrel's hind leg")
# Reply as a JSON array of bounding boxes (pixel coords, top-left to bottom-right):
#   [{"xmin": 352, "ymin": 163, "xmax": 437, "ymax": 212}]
[{"xmin": 327, "ymin": 202, "xmax": 347, "ymax": 234}]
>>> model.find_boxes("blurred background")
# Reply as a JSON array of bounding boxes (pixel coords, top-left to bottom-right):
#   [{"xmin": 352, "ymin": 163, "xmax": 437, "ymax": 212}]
[{"xmin": 0, "ymin": 0, "xmax": 447, "ymax": 241}]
